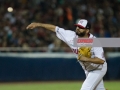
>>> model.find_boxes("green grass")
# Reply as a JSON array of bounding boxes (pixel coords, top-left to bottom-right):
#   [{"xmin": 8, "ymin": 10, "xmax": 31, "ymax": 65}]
[{"xmin": 0, "ymin": 81, "xmax": 119, "ymax": 90}]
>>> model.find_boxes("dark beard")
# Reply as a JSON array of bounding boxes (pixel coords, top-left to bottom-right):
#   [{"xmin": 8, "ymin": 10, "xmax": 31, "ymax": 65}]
[{"xmin": 76, "ymin": 32, "xmax": 86, "ymax": 37}]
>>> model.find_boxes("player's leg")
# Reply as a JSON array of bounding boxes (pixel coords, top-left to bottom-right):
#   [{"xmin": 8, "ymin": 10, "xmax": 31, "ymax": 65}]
[
  {"xmin": 80, "ymin": 71, "xmax": 105, "ymax": 90},
  {"xmin": 94, "ymin": 79, "xmax": 105, "ymax": 90},
  {"xmin": 80, "ymin": 63, "xmax": 107, "ymax": 90}
]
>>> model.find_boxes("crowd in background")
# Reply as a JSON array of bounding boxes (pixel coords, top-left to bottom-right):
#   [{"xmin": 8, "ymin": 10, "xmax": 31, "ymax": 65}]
[{"xmin": 0, "ymin": 0, "xmax": 120, "ymax": 52}]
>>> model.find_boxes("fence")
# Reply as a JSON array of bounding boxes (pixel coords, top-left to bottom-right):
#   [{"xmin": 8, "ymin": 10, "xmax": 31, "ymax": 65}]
[{"xmin": 0, "ymin": 52, "xmax": 120, "ymax": 81}]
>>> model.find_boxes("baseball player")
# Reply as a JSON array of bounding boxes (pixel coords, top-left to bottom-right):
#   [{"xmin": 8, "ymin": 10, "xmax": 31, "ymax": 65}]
[{"xmin": 26, "ymin": 19, "xmax": 107, "ymax": 90}]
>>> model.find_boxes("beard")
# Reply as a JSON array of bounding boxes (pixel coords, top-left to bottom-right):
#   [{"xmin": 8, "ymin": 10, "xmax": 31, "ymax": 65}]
[{"xmin": 76, "ymin": 31, "xmax": 86, "ymax": 37}]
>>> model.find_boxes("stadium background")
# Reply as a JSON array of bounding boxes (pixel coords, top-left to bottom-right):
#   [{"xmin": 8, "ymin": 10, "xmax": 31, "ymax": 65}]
[{"xmin": 0, "ymin": 0, "xmax": 120, "ymax": 90}]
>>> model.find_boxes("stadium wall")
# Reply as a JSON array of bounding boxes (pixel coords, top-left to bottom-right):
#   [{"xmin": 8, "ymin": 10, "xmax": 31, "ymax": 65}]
[{"xmin": 0, "ymin": 53, "xmax": 119, "ymax": 81}]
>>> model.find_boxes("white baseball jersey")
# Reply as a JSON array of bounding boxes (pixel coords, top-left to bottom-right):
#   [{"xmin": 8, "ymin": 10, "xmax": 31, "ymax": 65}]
[{"xmin": 55, "ymin": 26, "xmax": 106, "ymax": 71}]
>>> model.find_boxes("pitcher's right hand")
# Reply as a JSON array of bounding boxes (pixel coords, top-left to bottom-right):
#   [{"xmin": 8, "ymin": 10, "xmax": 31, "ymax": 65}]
[{"xmin": 26, "ymin": 22, "xmax": 40, "ymax": 29}]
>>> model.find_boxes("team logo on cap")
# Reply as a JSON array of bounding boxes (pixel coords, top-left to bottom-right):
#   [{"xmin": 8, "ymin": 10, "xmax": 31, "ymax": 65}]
[{"xmin": 79, "ymin": 20, "xmax": 83, "ymax": 24}]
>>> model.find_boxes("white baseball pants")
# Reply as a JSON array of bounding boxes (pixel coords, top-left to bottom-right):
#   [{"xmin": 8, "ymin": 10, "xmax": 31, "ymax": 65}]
[{"xmin": 80, "ymin": 62, "xmax": 107, "ymax": 90}]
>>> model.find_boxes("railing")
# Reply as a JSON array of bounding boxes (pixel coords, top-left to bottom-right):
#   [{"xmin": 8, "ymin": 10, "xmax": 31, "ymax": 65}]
[
  {"xmin": 0, "ymin": 47, "xmax": 119, "ymax": 53},
  {"xmin": 0, "ymin": 47, "xmax": 72, "ymax": 52}
]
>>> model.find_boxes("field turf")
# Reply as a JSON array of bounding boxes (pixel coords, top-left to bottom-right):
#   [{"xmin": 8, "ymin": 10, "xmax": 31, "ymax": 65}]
[{"xmin": 0, "ymin": 81, "xmax": 119, "ymax": 90}]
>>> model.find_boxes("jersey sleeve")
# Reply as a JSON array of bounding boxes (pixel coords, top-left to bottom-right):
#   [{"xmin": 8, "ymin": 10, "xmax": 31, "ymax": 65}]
[
  {"xmin": 55, "ymin": 26, "xmax": 75, "ymax": 43},
  {"xmin": 93, "ymin": 47, "xmax": 105, "ymax": 61}
]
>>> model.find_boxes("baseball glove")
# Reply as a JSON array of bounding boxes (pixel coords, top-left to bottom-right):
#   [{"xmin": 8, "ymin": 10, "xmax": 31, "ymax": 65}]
[{"xmin": 78, "ymin": 47, "xmax": 92, "ymax": 59}]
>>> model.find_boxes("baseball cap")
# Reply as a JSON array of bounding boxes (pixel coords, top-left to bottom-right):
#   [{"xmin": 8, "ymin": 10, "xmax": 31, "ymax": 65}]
[{"xmin": 74, "ymin": 19, "xmax": 91, "ymax": 29}]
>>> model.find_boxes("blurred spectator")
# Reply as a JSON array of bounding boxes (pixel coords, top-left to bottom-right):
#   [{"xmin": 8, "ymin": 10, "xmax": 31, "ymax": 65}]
[
  {"xmin": 48, "ymin": 38, "xmax": 62, "ymax": 52},
  {"xmin": 0, "ymin": 0, "xmax": 120, "ymax": 52}
]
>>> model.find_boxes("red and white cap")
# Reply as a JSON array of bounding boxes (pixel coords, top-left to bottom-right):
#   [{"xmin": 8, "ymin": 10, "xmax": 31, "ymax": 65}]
[{"xmin": 74, "ymin": 19, "xmax": 91, "ymax": 29}]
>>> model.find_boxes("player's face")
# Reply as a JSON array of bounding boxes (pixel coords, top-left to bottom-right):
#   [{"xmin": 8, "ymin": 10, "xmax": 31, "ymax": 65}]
[{"xmin": 75, "ymin": 27, "xmax": 87, "ymax": 37}]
